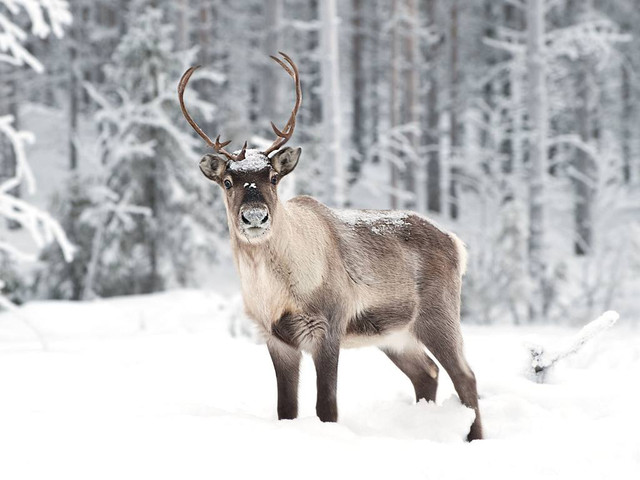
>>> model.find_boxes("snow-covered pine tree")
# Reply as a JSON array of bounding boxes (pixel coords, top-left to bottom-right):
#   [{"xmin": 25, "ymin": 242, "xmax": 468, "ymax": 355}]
[
  {"xmin": 38, "ymin": 4, "xmax": 227, "ymax": 299},
  {"xmin": 35, "ymin": 175, "xmax": 93, "ymax": 300},
  {"xmin": 0, "ymin": 0, "xmax": 72, "ymax": 307}
]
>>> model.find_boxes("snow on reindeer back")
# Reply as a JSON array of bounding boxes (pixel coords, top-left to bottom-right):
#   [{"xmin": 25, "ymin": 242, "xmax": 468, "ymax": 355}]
[
  {"xmin": 333, "ymin": 209, "xmax": 409, "ymax": 236},
  {"xmin": 226, "ymin": 149, "xmax": 270, "ymax": 173}
]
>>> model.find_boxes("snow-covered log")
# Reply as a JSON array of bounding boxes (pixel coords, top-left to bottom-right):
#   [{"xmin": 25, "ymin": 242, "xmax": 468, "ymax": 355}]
[{"xmin": 528, "ymin": 310, "xmax": 619, "ymax": 383}]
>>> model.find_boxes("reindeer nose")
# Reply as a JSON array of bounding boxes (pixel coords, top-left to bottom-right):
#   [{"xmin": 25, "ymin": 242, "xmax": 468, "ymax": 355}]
[{"xmin": 241, "ymin": 206, "xmax": 269, "ymax": 227}]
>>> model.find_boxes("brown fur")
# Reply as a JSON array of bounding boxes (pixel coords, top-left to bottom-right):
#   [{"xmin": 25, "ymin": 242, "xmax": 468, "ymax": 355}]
[{"xmin": 199, "ymin": 147, "xmax": 483, "ymax": 441}]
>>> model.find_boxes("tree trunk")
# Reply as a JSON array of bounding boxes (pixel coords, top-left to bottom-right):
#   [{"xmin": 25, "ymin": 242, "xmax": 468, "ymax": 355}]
[
  {"xmin": 526, "ymin": 0, "xmax": 548, "ymax": 322},
  {"xmin": 369, "ymin": 0, "xmax": 381, "ymax": 166},
  {"xmin": 2, "ymin": 73, "xmax": 21, "ymax": 230},
  {"xmin": 305, "ymin": 0, "xmax": 321, "ymax": 134},
  {"xmin": 69, "ymin": 27, "xmax": 78, "ymax": 171},
  {"xmin": 426, "ymin": 0, "xmax": 441, "ymax": 213},
  {"xmin": 403, "ymin": 0, "xmax": 419, "ymax": 211},
  {"xmin": 573, "ymin": 64, "xmax": 594, "ymax": 256},
  {"xmin": 449, "ymin": 0, "xmax": 460, "ymax": 219},
  {"xmin": 389, "ymin": 0, "xmax": 400, "ymax": 209},
  {"xmin": 350, "ymin": 0, "xmax": 365, "ymax": 189},
  {"xmin": 146, "ymin": 163, "xmax": 160, "ymax": 293},
  {"xmin": 199, "ymin": 1, "xmax": 210, "ymax": 65},
  {"xmin": 621, "ymin": 63, "xmax": 631, "ymax": 183},
  {"xmin": 177, "ymin": 0, "xmax": 189, "ymax": 51},
  {"xmin": 261, "ymin": 0, "xmax": 282, "ymax": 132},
  {"xmin": 143, "ymin": 67, "xmax": 162, "ymax": 294},
  {"xmin": 506, "ymin": 1, "xmax": 525, "ymax": 174},
  {"xmin": 320, "ymin": 0, "xmax": 346, "ymax": 207}
]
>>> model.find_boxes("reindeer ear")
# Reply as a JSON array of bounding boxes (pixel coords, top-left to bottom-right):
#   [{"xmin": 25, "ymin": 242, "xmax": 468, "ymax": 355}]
[
  {"xmin": 270, "ymin": 147, "xmax": 301, "ymax": 177},
  {"xmin": 199, "ymin": 154, "xmax": 227, "ymax": 182}
]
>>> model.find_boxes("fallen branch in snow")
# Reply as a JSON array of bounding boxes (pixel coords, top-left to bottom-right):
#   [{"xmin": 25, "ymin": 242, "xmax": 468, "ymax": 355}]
[{"xmin": 528, "ymin": 310, "xmax": 619, "ymax": 383}]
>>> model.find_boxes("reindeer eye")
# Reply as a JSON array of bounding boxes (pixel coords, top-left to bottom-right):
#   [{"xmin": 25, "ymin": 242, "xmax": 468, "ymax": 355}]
[
  {"xmin": 271, "ymin": 175, "xmax": 278, "ymax": 185},
  {"xmin": 224, "ymin": 179, "xmax": 232, "ymax": 189}
]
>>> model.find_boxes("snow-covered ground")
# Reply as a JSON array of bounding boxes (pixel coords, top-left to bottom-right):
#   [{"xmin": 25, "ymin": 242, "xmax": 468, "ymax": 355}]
[{"xmin": 1, "ymin": 290, "xmax": 639, "ymax": 479}]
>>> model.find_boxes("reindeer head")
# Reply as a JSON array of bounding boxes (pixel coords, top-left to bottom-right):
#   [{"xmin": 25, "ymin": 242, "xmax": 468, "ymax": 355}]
[{"xmin": 178, "ymin": 52, "xmax": 302, "ymax": 242}]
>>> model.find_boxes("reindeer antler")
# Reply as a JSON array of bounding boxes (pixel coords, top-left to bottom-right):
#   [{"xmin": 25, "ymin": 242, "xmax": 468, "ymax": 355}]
[
  {"xmin": 178, "ymin": 65, "xmax": 247, "ymax": 162},
  {"xmin": 262, "ymin": 52, "xmax": 302, "ymax": 157},
  {"xmin": 178, "ymin": 53, "xmax": 301, "ymax": 161}
]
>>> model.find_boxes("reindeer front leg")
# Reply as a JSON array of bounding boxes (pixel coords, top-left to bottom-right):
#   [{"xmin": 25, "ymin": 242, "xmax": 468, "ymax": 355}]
[
  {"xmin": 267, "ymin": 340, "xmax": 301, "ymax": 420},
  {"xmin": 312, "ymin": 332, "xmax": 340, "ymax": 422},
  {"xmin": 271, "ymin": 312, "xmax": 338, "ymax": 422}
]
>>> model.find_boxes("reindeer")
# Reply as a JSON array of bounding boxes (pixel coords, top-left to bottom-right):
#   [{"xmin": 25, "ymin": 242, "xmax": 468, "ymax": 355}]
[{"xmin": 178, "ymin": 52, "xmax": 483, "ymax": 441}]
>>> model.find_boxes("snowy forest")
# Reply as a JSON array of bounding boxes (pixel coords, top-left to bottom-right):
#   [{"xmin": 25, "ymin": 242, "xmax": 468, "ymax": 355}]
[
  {"xmin": 2, "ymin": 1, "xmax": 640, "ymax": 478},
  {"xmin": 2, "ymin": 0, "xmax": 640, "ymax": 326}
]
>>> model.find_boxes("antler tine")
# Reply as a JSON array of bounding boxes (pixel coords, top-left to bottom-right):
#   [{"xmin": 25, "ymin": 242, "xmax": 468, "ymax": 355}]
[
  {"xmin": 213, "ymin": 135, "xmax": 233, "ymax": 156},
  {"xmin": 278, "ymin": 51, "xmax": 297, "ymax": 76},
  {"xmin": 262, "ymin": 52, "xmax": 302, "ymax": 157},
  {"xmin": 269, "ymin": 55, "xmax": 293, "ymax": 76},
  {"xmin": 270, "ymin": 121, "xmax": 285, "ymax": 138},
  {"xmin": 236, "ymin": 141, "xmax": 248, "ymax": 161},
  {"xmin": 178, "ymin": 66, "xmax": 241, "ymax": 162},
  {"xmin": 214, "ymin": 135, "xmax": 231, "ymax": 149}
]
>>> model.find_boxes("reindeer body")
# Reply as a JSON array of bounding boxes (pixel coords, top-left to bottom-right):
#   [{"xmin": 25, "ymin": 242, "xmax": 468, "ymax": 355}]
[
  {"xmin": 227, "ymin": 184, "xmax": 482, "ymax": 441},
  {"xmin": 233, "ymin": 195, "xmax": 464, "ymax": 355},
  {"xmin": 178, "ymin": 53, "xmax": 483, "ymax": 441}
]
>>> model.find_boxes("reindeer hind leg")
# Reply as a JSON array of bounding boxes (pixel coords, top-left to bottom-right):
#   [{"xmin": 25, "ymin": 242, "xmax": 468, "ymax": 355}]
[
  {"xmin": 413, "ymin": 304, "xmax": 483, "ymax": 441},
  {"xmin": 381, "ymin": 347, "xmax": 439, "ymax": 402}
]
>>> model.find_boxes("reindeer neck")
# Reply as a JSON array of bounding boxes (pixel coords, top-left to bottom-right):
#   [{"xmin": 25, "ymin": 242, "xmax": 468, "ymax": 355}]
[{"xmin": 230, "ymin": 200, "xmax": 326, "ymax": 298}]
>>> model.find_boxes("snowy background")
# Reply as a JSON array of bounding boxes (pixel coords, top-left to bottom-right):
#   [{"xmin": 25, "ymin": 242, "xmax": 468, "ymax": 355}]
[{"xmin": 1, "ymin": 0, "xmax": 639, "ymax": 478}]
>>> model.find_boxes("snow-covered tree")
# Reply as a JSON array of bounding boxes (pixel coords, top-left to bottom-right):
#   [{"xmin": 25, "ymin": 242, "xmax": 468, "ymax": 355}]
[
  {"xmin": 0, "ymin": 0, "xmax": 71, "ymax": 72},
  {"xmin": 38, "ymin": 5, "xmax": 227, "ymax": 299},
  {"xmin": 0, "ymin": 0, "xmax": 72, "ymax": 307},
  {"xmin": 474, "ymin": 0, "xmax": 629, "ymax": 322}
]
